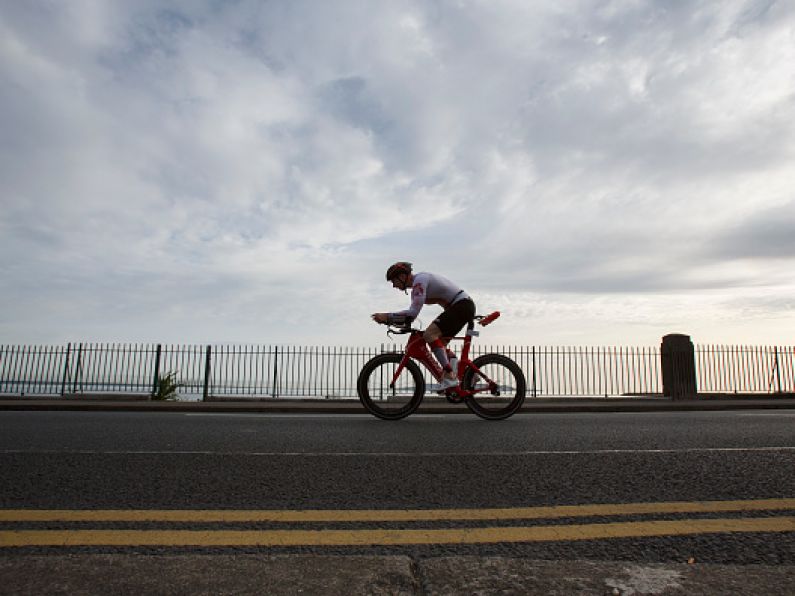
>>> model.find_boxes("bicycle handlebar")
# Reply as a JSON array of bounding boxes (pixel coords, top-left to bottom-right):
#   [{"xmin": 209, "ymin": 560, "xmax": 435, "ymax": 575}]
[{"xmin": 386, "ymin": 324, "xmax": 417, "ymax": 336}]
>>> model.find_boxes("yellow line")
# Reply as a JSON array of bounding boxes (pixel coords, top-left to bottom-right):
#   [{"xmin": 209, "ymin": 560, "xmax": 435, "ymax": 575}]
[
  {"xmin": 1, "ymin": 517, "xmax": 793, "ymax": 547},
  {"xmin": 1, "ymin": 498, "xmax": 794, "ymax": 523}
]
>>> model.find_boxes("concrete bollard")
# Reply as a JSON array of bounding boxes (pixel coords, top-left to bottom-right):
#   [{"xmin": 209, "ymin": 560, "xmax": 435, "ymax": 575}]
[{"xmin": 661, "ymin": 334, "xmax": 698, "ymax": 399}]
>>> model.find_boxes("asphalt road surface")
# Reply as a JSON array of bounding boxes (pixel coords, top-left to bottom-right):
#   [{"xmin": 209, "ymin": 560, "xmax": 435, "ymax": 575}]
[{"xmin": 1, "ymin": 409, "xmax": 794, "ymax": 594}]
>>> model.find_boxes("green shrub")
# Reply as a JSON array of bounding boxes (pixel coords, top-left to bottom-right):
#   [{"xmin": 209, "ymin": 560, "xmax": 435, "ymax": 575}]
[{"xmin": 153, "ymin": 370, "xmax": 181, "ymax": 401}]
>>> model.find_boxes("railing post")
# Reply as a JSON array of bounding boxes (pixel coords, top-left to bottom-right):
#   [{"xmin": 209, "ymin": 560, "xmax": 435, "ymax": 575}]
[
  {"xmin": 60, "ymin": 343, "xmax": 71, "ymax": 397},
  {"xmin": 272, "ymin": 346, "xmax": 279, "ymax": 398},
  {"xmin": 531, "ymin": 345, "xmax": 537, "ymax": 398},
  {"xmin": 774, "ymin": 347, "xmax": 782, "ymax": 394},
  {"xmin": 72, "ymin": 343, "xmax": 83, "ymax": 395},
  {"xmin": 203, "ymin": 345, "xmax": 212, "ymax": 401},
  {"xmin": 150, "ymin": 344, "xmax": 162, "ymax": 399}
]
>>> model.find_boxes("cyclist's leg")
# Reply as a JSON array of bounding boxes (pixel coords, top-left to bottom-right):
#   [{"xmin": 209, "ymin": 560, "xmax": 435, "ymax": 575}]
[
  {"xmin": 423, "ymin": 327, "xmax": 459, "ymax": 365},
  {"xmin": 424, "ymin": 324, "xmax": 453, "ymax": 377},
  {"xmin": 422, "ymin": 323, "xmax": 444, "ymax": 344},
  {"xmin": 424, "ymin": 299, "xmax": 476, "ymax": 378},
  {"xmin": 424, "ymin": 299, "xmax": 476, "ymax": 343}
]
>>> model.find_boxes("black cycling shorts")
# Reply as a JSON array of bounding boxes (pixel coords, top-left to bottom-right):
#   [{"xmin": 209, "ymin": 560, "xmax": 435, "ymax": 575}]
[{"xmin": 434, "ymin": 298, "xmax": 476, "ymax": 338}]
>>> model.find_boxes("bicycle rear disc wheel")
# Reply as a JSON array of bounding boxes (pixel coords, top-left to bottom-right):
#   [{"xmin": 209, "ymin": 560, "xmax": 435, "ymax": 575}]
[
  {"xmin": 357, "ymin": 353, "xmax": 425, "ymax": 420},
  {"xmin": 462, "ymin": 353, "xmax": 526, "ymax": 420}
]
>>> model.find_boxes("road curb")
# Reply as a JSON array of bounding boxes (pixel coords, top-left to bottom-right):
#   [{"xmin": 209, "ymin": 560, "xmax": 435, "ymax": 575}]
[{"xmin": 1, "ymin": 396, "xmax": 794, "ymax": 414}]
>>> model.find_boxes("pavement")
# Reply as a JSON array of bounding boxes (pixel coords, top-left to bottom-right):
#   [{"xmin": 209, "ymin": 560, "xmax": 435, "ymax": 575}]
[
  {"xmin": 3, "ymin": 392, "xmax": 795, "ymax": 594},
  {"xmin": 1, "ymin": 393, "xmax": 795, "ymax": 413},
  {"xmin": 2, "ymin": 554, "xmax": 795, "ymax": 595}
]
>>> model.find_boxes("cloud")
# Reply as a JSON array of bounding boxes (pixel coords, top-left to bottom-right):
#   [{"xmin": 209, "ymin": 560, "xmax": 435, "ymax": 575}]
[
  {"xmin": 1, "ymin": 1, "xmax": 794, "ymax": 345},
  {"xmin": 711, "ymin": 200, "xmax": 795, "ymax": 260}
]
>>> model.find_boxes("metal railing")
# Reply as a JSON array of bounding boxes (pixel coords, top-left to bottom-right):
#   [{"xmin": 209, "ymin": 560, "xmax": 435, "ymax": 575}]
[
  {"xmin": 696, "ymin": 345, "xmax": 794, "ymax": 394},
  {"xmin": 1, "ymin": 342, "xmax": 793, "ymax": 399}
]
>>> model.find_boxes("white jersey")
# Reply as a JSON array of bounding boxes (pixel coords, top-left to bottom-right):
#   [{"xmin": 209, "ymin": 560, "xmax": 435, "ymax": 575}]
[{"xmin": 390, "ymin": 272, "xmax": 470, "ymax": 322}]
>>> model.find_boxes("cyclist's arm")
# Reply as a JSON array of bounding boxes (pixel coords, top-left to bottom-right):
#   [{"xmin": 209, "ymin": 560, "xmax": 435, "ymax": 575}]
[{"xmin": 388, "ymin": 278, "xmax": 426, "ymax": 324}]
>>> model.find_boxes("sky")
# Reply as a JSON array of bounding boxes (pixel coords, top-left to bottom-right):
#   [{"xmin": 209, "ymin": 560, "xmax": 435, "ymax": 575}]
[{"xmin": 1, "ymin": 0, "xmax": 794, "ymax": 348}]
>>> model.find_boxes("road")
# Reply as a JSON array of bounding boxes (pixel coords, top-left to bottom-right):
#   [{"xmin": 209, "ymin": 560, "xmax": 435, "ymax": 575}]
[{"xmin": 1, "ymin": 409, "xmax": 794, "ymax": 594}]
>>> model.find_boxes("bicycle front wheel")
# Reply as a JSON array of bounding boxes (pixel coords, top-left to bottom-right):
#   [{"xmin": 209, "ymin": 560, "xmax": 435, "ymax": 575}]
[
  {"xmin": 462, "ymin": 353, "xmax": 526, "ymax": 420},
  {"xmin": 357, "ymin": 353, "xmax": 425, "ymax": 420}
]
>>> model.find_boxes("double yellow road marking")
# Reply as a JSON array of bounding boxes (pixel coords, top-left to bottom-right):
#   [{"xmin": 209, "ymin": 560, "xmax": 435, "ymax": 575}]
[
  {"xmin": 2, "ymin": 498, "xmax": 793, "ymax": 547},
  {"xmin": 2, "ymin": 518, "xmax": 793, "ymax": 547}
]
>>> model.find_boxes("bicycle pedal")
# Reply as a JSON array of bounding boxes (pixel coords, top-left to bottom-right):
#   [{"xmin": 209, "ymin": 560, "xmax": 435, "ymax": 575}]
[{"xmin": 444, "ymin": 389, "xmax": 464, "ymax": 403}]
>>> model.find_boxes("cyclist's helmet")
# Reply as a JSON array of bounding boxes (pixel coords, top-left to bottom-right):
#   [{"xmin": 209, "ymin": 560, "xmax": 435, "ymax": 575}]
[{"xmin": 386, "ymin": 261, "xmax": 412, "ymax": 282}]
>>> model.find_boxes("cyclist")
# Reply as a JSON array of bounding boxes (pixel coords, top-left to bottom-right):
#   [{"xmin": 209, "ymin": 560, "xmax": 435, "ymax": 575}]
[{"xmin": 372, "ymin": 262, "xmax": 476, "ymax": 389}]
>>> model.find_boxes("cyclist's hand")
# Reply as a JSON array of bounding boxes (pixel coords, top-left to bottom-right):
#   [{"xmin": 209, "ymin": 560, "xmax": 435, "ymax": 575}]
[{"xmin": 371, "ymin": 313, "xmax": 389, "ymax": 324}]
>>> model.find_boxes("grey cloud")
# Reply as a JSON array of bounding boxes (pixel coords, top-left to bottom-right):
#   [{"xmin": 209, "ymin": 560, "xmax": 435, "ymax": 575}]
[
  {"xmin": 730, "ymin": 0, "xmax": 782, "ymax": 35},
  {"xmin": 318, "ymin": 77, "xmax": 392, "ymax": 135},
  {"xmin": 711, "ymin": 201, "xmax": 795, "ymax": 259}
]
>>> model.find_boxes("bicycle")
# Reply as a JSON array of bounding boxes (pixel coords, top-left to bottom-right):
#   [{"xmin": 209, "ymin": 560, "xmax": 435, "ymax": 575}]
[{"xmin": 357, "ymin": 311, "xmax": 527, "ymax": 420}]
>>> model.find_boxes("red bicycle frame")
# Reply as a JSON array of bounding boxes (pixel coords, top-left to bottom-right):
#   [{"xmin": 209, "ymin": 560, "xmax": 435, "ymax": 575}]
[{"xmin": 389, "ymin": 311, "xmax": 502, "ymax": 398}]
